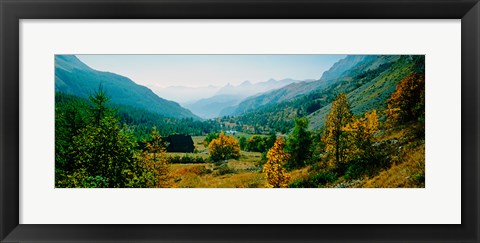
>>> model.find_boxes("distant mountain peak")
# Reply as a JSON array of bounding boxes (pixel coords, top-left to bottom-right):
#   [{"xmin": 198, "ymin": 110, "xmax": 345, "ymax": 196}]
[
  {"xmin": 239, "ymin": 80, "xmax": 252, "ymax": 86},
  {"xmin": 319, "ymin": 55, "xmax": 371, "ymax": 81}
]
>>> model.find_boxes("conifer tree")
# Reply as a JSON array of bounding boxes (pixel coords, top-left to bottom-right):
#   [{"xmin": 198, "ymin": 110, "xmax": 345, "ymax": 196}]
[
  {"xmin": 89, "ymin": 84, "xmax": 111, "ymax": 125},
  {"xmin": 285, "ymin": 116, "xmax": 312, "ymax": 169},
  {"xmin": 72, "ymin": 86, "xmax": 137, "ymax": 187}
]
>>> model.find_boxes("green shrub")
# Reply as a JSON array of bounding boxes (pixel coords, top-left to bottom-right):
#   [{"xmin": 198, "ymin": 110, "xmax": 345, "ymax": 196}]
[
  {"xmin": 310, "ymin": 172, "xmax": 337, "ymax": 185},
  {"xmin": 344, "ymin": 162, "xmax": 365, "ymax": 180},
  {"xmin": 214, "ymin": 163, "xmax": 236, "ymax": 176},
  {"xmin": 168, "ymin": 155, "xmax": 206, "ymax": 164},
  {"xmin": 412, "ymin": 172, "xmax": 425, "ymax": 184},
  {"xmin": 289, "ymin": 171, "xmax": 337, "ymax": 188},
  {"xmin": 204, "ymin": 133, "xmax": 219, "ymax": 146},
  {"xmin": 82, "ymin": 176, "xmax": 109, "ymax": 188},
  {"xmin": 239, "ymin": 136, "xmax": 247, "ymax": 150},
  {"xmin": 245, "ymin": 133, "xmax": 276, "ymax": 153}
]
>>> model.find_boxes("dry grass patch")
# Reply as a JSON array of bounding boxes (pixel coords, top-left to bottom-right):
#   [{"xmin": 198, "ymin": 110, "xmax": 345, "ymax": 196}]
[
  {"xmin": 201, "ymin": 172, "xmax": 266, "ymax": 188},
  {"xmin": 169, "ymin": 150, "xmax": 266, "ymax": 188},
  {"xmin": 171, "ymin": 163, "xmax": 266, "ymax": 188},
  {"xmin": 361, "ymin": 143, "xmax": 425, "ymax": 188},
  {"xmin": 166, "ymin": 152, "xmax": 209, "ymax": 160},
  {"xmin": 288, "ymin": 166, "xmax": 311, "ymax": 183},
  {"xmin": 192, "ymin": 135, "xmax": 207, "ymax": 152}
]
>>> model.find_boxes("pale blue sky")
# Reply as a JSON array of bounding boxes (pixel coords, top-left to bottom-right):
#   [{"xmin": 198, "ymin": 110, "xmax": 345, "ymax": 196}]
[{"xmin": 77, "ymin": 54, "xmax": 346, "ymax": 88}]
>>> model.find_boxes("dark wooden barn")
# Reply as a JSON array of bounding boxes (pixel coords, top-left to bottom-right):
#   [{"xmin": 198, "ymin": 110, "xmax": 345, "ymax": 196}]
[{"xmin": 165, "ymin": 134, "xmax": 195, "ymax": 153}]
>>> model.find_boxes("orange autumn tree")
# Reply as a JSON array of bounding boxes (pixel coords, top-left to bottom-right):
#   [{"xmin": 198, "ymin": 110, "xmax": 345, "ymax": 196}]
[
  {"xmin": 263, "ymin": 137, "xmax": 290, "ymax": 188},
  {"xmin": 136, "ymin": 128, "xmax": 172, "ymax": 188},
  {"xmin": 386, "ymin": 73, "xmax": 425, "ymax": 125},
  {"xmin": 208, "ymin": 132, "xmax": 241, "ymax": 162}
]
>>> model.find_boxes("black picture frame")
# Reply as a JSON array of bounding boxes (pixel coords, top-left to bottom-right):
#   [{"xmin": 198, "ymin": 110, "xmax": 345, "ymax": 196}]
[{"xmin": 1, "ymin": 0, "xmax": 479, "ymax": 242}]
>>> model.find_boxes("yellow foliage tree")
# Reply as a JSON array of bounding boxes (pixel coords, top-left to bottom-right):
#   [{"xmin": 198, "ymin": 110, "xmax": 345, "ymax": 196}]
[
  {"xmin": 263, "ymin": 137, "xmax": 291, "ymax": 188},
  {"xmin": 322, "ymin": 93, "xmax": 354, "ymax": 167},
  {"xmin": 344, "ymin": 110, "xmax": 379, "ymax": 160},
  {"xmin": 136, "ymin": 128, "xmax": 172, "ymax": 188},
  {"xmin": 208, "ymin": 132, "xmax": 241, "ymax": 162}
]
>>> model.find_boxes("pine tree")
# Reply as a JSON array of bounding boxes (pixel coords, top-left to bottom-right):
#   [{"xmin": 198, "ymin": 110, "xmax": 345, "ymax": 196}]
[
  {"xmin": 285, "ymin": 116, "xmax": 312, "ymax": 169},
  {"xmin": 55, "ymin": 93, "xmax": 89, "ymax": 176},
  {"xmin": 263, "ymin": 137, "xmax": 290, "ymax": 188},
  {"xmin": 89, "ymin": 84, "xmax": 112, "ymax": 125},
  {"xmin": 72, "ymin": 86, "xmax": 138, "ymax": 187}
]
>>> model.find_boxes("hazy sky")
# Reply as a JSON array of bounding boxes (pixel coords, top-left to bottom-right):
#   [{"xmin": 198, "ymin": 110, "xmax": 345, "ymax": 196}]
[{"xmin": 77, "ymin": 54, "xmax": 346, "ymax": 88}]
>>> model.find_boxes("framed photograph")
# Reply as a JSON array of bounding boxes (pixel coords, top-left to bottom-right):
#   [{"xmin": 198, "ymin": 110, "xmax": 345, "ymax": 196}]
[{"xmin": 1, "ymin": 0, "xmax": 478, "ymax": 242}]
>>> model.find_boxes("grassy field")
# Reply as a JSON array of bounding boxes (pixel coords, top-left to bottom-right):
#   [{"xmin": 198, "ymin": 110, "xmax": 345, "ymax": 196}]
[
  {"xmin": 166, "ymin": 132, "xmax": 424, "ymax": 188},
  {"xmin": 167, "ymin": 135, "xmax": 300, "ymax": 188},
  {"xmin": 169, "ymin": 151, "xmax": 265, "ymax": 188},
  {"xmin": 166, "ymin": 135, "xmax": 263, "ymax": 188},
  {"xmin": 169, "ymin": 152, "xmax": 310, "ymax": 188}
]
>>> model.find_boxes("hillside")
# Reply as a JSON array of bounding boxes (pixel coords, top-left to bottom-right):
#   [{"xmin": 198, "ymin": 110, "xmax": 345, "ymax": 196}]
[
  {"xmin": 308, "ymin": 55, "xmax": 422, "ymax": 129},
  {"xmin": 232, "ymin": 55, "xmax": 423, "ymax": 133},
  {"xmin": 55, "ymin": 55, "xmax": 199, "ymax": 119},
  {"xmin": 55, "ymin": 92, "xmax": 220, "ymax": 142},
  {"xmin": 185, "ymin": 78, "xmax": 304, "ymax": 118},
  {"xmin": 231, "ymin": 55, "xmax": 373, "ymax": 115}
]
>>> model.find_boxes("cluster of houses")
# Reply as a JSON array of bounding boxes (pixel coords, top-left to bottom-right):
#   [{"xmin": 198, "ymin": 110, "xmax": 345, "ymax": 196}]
[{"xmin": 225, "ymin": 130, "xmax": 237, "ymax": 135}]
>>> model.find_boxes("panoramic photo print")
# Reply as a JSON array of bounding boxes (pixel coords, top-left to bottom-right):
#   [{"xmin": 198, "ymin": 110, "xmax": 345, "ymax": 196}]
[{"xmin": 55, "ymin": 54, "xmax": 425, "ymax": 188}]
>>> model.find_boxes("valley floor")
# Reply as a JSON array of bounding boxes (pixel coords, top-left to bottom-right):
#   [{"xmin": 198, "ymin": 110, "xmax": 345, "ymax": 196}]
[{"xmin": 166, "ymin": 130, "xmax": 425, "ymax": 188}]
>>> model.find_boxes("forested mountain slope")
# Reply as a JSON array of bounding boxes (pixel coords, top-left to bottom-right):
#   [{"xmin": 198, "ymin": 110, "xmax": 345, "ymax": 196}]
[
  {"xmin": 232, "ymin": 55, "xmax": 423, "ymax": 133},
  {"xmin": 231, "ymin": 55, "xmax": 375, "ymax": 115},
  {"xmin": 55, "ymin": 55, "xmax": 199, "ymax": 119}
]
